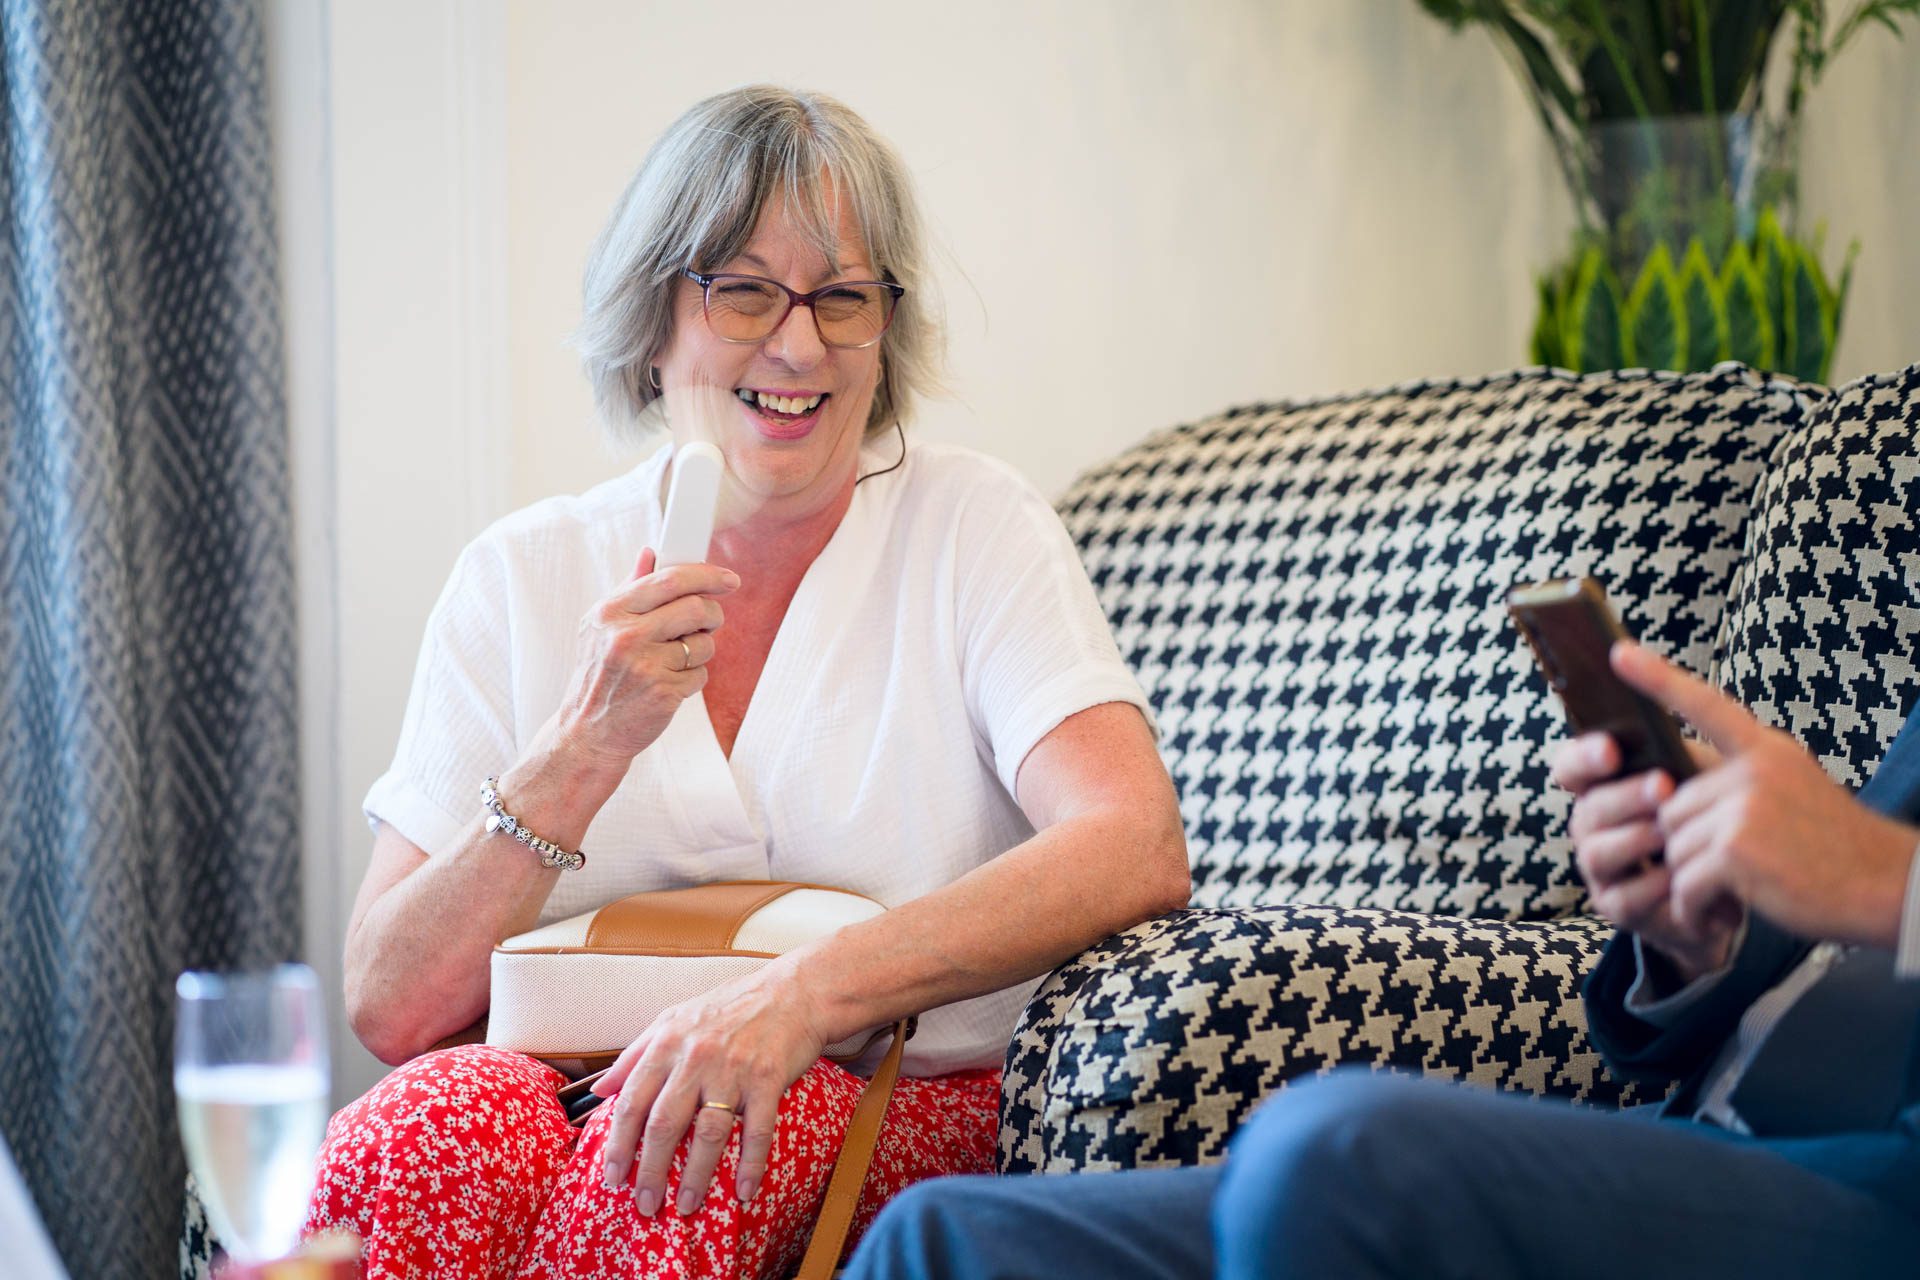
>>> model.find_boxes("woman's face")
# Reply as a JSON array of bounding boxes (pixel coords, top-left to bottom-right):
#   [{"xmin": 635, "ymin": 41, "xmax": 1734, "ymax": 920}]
[{"xmin": 654, "ymin": 194, "xmax": 884, "ymax": 516}]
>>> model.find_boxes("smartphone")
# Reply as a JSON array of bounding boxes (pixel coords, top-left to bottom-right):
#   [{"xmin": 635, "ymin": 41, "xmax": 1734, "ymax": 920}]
[
  {"xmin": 556, "ymin": 1067, "xmax": 612, "ymax": 1127},
  {"xmin": 1506, "ymin": 578, "xmax": 1697, "ymax": 783}
]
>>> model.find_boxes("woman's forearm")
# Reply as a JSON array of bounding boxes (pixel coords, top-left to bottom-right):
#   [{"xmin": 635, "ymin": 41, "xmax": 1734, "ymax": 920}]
[
  {"xmin": 345, "ymin": 729, "xmax": 629, "ymax": 1062},
  {"xmin": 781, "ymin": 805, "xmax": 1190, "ymax": 1046}
]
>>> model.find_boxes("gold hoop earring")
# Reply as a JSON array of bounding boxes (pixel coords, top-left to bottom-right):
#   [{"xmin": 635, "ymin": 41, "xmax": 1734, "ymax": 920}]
[{"xmin": 647, "ymin": 365, "xmax": 662, "ymax": 392}]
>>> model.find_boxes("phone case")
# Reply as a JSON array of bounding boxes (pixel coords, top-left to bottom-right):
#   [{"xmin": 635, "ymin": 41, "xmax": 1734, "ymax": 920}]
[{"xmin": 1506, "ymin": 578, "xmax": 1697, "ymax": 782}]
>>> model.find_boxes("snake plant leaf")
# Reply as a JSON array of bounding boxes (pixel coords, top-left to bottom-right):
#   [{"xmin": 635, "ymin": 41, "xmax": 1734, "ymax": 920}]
[
  {"xmin": 1624, "ymin": 243, "xmax": 1686, "ymax": 372},
  {"xmin": 1722, "ymin": 242, "xmax": 1775, "ymax": 370},
  {"xmin": 1563, "ymin": 245, "xmax": 1625, "ymax": 373},
  {"xmin": 1413, "ymin": 0, "xmax": 1474, "ymax": 26},
  {"xmin": 1530, "ymin": 273, "xmax": 1565, "ymax": 367},
  {"xmin": 1678, "ymin": 237, "xmax": 1729, "ymax": 368},
  {"xmin": 1837, "ymin": 238, "xmax": 1860, "ymax": 332},
  {"xmin": 1755, "ymin": 205, "xmax": 1790, "ymax": 333},
  {"xmin": 1783, "ymin": 244, "xmax": 1838, "ymax": 382}
]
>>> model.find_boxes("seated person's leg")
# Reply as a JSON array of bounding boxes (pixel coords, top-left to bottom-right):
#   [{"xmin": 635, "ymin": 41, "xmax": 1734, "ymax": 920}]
[
  {"xmin": 1218, "ymin": 1068, "xmax": 1920, "ymax": 1280},
  {"xmin": 524, "ymin": 1062, "xmax": 1000, "ymax": 1280},
  {"xmin": 844, "ymin": 1164, "xmax": 1222, "ymax": 1280},
  {"xmin": 304, "ymin": 1044, "xmax": 577, "ymax": 1279}
]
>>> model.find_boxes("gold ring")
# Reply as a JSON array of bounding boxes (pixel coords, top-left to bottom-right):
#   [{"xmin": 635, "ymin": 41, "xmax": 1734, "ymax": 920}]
[
  {"xmin": 699, "ymin": 1100, "xmax": 736, "ymax": 1114},
  {"xmin": 678, "ymin": 639, "xmax": 693, "ymax": 671}
]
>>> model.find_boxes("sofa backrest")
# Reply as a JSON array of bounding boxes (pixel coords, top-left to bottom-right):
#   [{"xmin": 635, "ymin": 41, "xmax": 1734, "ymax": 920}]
[
  {"xmin": 1058, "ymin": 366, "xmax": 1819, "ymax": 920},
  {"xmin": 1713, "ymin": 364, "xmax": 1920, "ymax": 788}
]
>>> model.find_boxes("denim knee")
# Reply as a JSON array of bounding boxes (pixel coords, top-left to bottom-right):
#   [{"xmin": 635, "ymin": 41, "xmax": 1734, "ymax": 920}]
[
  {"xmin": 1215, "ymin": 1069, "xmax": 1450, "ymax": 1276},
  {"xmin": 844, "ymin": 1175, "xmax": 992, "ymax": 1280}
]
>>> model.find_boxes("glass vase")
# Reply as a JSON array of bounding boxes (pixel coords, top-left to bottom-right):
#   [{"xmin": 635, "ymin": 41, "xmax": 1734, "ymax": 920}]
[
  {"xmin": 1580, "ymin": 112, "xmax": 1796, "ymax": 283},
  {"xmin": 1532, "ymin": 111, "xmax": 1849, "ymax": 382}
]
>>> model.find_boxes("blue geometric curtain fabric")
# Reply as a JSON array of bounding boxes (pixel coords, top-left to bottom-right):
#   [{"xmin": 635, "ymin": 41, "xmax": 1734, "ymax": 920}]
[{"xmin": 0, "ymin": 1, "xmax": 299, "ymax": 1276}]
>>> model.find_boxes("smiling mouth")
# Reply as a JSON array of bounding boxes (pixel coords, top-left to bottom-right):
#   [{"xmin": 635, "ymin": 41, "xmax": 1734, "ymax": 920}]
[{"xmin": 736, "ymin": 388, "xmax": 828, "ymax": 424}]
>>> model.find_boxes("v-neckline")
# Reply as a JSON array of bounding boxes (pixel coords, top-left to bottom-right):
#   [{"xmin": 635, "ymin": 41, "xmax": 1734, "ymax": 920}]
[{"xmin": 681, "ymin": 468, "xmax": 873, "ymax": 799}]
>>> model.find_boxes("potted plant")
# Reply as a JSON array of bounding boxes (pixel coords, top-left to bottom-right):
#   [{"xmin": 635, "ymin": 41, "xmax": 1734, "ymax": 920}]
[{"xmin": 1418, "ymin": 2, "xmax": 1918, "ymax": 381}]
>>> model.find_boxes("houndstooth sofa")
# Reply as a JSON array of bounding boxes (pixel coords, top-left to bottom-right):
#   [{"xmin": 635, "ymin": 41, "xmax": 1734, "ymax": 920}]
[{"xmin": 998, "ymin": 361, "xmax": 1920, "ymax": 1174}]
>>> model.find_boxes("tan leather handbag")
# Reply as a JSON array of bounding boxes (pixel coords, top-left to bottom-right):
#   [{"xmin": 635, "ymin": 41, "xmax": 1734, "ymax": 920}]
[{"xmin": 486, "ymin": 880, "xmax": 914, "ymax": 1280}]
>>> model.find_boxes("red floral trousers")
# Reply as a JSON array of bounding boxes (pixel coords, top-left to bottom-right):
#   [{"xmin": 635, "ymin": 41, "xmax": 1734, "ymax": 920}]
[{"xmin": 303, "ymin": 1045, "xmax": 1000, "ymax": 1279}]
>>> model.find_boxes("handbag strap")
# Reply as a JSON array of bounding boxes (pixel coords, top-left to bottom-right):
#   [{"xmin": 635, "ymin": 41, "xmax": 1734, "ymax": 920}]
[{"xmin": 794, "ymin": 1017, "xmax": 914, "ymax": 1280}]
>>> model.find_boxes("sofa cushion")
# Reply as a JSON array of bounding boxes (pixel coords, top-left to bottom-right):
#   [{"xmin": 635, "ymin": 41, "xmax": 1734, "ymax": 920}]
[
  {"xmin": 998, "ymin": 904, "xmax": 1644, "ymax": 1174},
  {"xmin": 1057, "ymin": 366, "xmax": 1818, "ymax": 918},
  {"xmin": 1712, "ymin": 363, "xmax": 1920, "ymax": 786}
]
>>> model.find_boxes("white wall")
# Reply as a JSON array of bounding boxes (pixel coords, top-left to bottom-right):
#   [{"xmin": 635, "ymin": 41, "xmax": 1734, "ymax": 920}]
[
  {"xmin": 503, "ymin": 0, "xmax": 1571, "ymax": 504},
  {"xmin": 1800, "ymin": 36, "xmax": 1920, "ymax": 382},
  {"xmin": 275, "ymin": 0, "xmax": 1920, "ymax": 1104},
  {"xmin": 269, "ymin": 0, "xmax": 517, "ymax": 1104},
  {"xmin": 264, "ymin": 0, "xmax": 347, "ymax": 1106}
]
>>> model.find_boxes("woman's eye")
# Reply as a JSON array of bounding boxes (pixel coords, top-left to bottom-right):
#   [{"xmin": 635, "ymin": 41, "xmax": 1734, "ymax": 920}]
[
  {"xmin": 714, "ymin": 283, "xmax": 779, "ymax": 312},
  {"xmin": 816, "ymin": 288, "xmax": 876, "ymax": 316}
]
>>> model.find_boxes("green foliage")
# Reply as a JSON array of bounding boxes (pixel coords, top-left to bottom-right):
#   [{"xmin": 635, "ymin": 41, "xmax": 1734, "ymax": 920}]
[
  {"xmin": 1754, "ymin": 206, "xmax": 1789, "ymax": 328},
  {"xmin": 1562, "ymin": 245, "xmax": 1625, "ymax": 372},
  {"xmin": 1785, "ymin": 0, "xmax": 1920, "ymax": 114},
  {"xmin": 1530, "ymin": 272, "xmax": 1565, "ymax": 366},
  {"xmin": 1533, "ymin": 207, "xmax": 1853, "ymax": 380},
  {"xmin": 1624, "ymin": 243, "xmax": 1686, "ymax": 370},
  {"xmin": 1782, "ymin": 241, "xmax": 1836, "ymax": 381},
  {"xmin": 1722, "ymin": 243, "xmax": 1775, "ymax": 369},
  {"xmin": 1414, "ymin": 2, "xmax": 1920, "ymax": 133},
  {"xmin": 1414, "ymin": 3, "xmax": 1912, "ymax": 378},
  {"xmin": 1678, "ymin": 238, "xmax": 1729, "ymax": 364}
]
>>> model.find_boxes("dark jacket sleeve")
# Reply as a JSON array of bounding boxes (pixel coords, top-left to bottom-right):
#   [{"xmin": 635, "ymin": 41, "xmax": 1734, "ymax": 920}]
[{"xmin": 1583, "ymin": 915, "xmax": 1810, "ymax": 1087}]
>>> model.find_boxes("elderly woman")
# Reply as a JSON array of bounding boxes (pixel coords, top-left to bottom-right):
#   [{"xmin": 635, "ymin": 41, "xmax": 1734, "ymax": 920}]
[{"xmin": 303, "ymin": 85, "xmax": 1188, "ymax": 1279}]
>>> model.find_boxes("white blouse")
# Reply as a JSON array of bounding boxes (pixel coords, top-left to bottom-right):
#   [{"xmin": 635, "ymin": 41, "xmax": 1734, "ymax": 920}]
[{"xmin": 364, "ymin": 438, "xmax": 1151, "ymax": 1075}]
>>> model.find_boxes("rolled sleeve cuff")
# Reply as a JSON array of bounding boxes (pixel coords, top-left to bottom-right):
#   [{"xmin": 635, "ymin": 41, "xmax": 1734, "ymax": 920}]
[
  {"xmin": 363, "ymin": 771, "xmax": 468, "ymax": 858},
  {"xmin": 990, "ymin": 667, "xmax": 1154, "ymax": 802},
  {"xmin": 1624, "ymin": 917, "xmax": 1750, "ymax": 1026},
  {"xmin": 1897, "ymin": 840, "xmax": 1920, "ymax": 980}
]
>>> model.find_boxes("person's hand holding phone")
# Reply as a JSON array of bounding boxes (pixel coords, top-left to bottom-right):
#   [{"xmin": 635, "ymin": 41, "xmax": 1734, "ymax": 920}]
[
  {"xmin": 1556, "ymin": 639, "xmax": 1920, "ymax": 980},
  {"xmin": 1512, "ymin": 579, "xmax": 1739, "ymax": 978},
  {"xmin": 1552, "ymin": 711, "xmax": 1739, "ymax": 982},
  {"xmin": 1605, "ymin": 641, "xmax": 1917, "ymax": 956}
]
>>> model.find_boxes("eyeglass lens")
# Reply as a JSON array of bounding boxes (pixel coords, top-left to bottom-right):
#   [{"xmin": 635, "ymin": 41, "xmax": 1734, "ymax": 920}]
[{"xmin": 704, "ymin": 277, "xmax": 894, "ymax": 348}]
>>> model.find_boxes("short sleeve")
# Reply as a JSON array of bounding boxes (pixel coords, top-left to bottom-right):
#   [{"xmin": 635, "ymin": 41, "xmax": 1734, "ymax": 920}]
[
  {"xmin": 952, "ymin": 462, "xmax": 1153, "ymax": 801},
  {"xmin": 362, "ymin": 540, "xmax": 518, "ymax": 855}
]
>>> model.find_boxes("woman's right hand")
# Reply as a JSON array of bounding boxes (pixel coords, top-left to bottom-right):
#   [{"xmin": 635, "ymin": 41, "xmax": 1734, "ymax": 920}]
[
  {"xmin": 553, "ymin": 547, "xmax": 738, "ymax": 769},
  {"xmin": 1553, "ymin": 731, "xmax": 1742, "ymax": 981}
]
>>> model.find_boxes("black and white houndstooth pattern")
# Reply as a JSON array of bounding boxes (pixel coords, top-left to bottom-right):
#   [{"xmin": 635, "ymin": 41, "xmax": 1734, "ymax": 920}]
[
  {"xmin": 180, "ymin": 1176, "xmax": 213, "ymax": 1280},
  {"xmin": 998, "ymin": 906, "xmax": 1649, "ymax": 1174},
  {"xmin": 1000, "ymin": 366, "xmax": 1837, "ymax": 1175},
  {"xmin": 1056, "ymin": 366, "xmax": 1816, "ymax": 918},
  {"xmin": 1712, "ymin": 363, "xmax": 1920, "ymax": 785}
]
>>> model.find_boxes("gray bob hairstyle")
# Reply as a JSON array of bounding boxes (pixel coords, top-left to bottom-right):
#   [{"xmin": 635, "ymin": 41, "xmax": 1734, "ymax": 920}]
[{"xmin": 578, "ymin": 85, "xmax": 940, "ymax": 440}]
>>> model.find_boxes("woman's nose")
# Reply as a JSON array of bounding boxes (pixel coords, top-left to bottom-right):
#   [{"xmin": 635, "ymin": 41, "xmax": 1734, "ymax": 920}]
[{"xmin": 762, "ymin": 302, "xmax": 827, "ymax": 370}]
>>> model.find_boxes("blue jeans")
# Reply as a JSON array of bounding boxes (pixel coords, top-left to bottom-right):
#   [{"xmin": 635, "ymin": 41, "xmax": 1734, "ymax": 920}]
[{"xmin": 844, "ymin": 1069, "xmax": 1920, "ymax": 1279}]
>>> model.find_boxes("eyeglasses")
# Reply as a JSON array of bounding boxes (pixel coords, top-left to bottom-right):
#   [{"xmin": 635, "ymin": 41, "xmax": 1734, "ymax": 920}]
[{"xmin": 682, "ymin": 268, "xmax": 905, "ymax": 349}]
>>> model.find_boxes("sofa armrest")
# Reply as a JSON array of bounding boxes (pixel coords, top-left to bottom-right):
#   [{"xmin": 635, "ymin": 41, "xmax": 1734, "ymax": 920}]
[
  {"xmin": 998, "ymin": 905, "xmax": 1658, "ymax": 1174},
  {"xmin": 181, "ymin": 1173, "xmax": 214, "ymax": 1280}
]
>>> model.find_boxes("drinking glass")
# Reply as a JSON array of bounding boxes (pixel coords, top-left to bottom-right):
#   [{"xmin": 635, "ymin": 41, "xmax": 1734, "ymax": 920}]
[{"xmin": 174, "ymin": 964, "xmax": 330, "ymax": 1263}]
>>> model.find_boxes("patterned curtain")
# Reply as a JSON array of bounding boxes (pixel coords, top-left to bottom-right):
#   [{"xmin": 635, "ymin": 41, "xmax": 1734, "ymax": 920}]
[{"xmin": 0, "ymin": 0, "xmax": 299, "ymax": 1276}]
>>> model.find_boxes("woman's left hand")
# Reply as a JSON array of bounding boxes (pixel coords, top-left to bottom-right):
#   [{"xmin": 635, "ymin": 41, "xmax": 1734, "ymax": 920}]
[{"xmin": 593, "ymin": 959, "xmax": 830, "ymax": 1215}]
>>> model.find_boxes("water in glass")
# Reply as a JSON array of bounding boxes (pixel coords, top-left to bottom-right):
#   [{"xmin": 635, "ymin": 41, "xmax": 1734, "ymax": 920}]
[{"xmin": 174, "ymin": 965, "xmax": 329, "ymax": 1262}]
